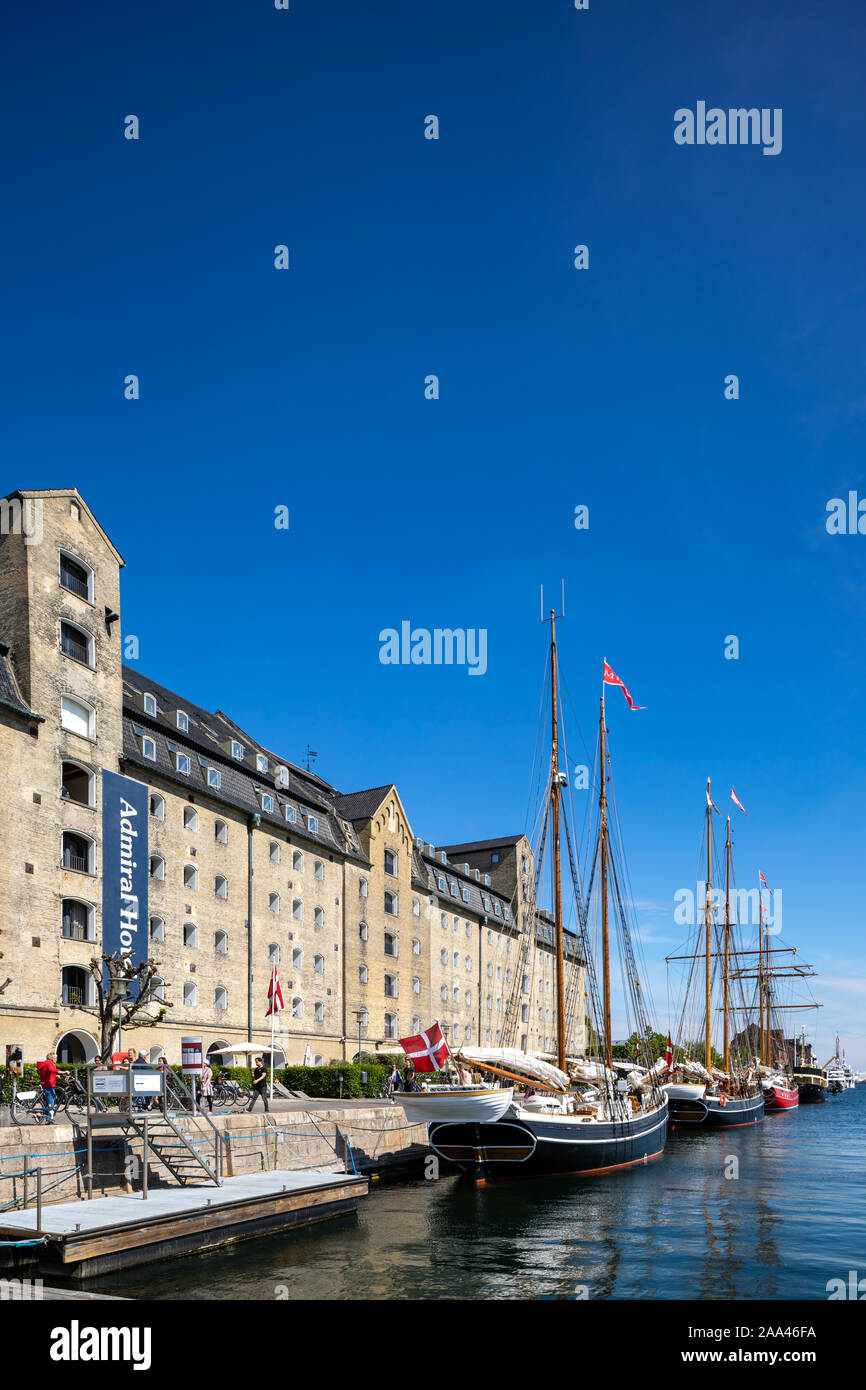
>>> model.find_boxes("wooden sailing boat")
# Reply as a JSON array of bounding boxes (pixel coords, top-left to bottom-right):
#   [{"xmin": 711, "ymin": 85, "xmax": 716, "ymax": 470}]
[
  {"xmin": 423, "ymin": 614, "xmax": 669, "ymax": 1183},
  {"xmin": 665, "ymin": 787, "xmax": 765, "ymax": 1128}
]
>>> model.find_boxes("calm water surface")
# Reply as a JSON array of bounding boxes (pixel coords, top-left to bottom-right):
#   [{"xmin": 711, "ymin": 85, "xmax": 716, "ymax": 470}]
[{"xmin": 87, "ymin": 1087, "xmax": 865, "ymax": 1300}]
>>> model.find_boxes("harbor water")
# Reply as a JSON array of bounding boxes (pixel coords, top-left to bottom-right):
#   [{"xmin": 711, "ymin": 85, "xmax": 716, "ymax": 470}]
[{"xmin": 84, "ymin": 1087, "xmax": 865, "ymax": 1301}]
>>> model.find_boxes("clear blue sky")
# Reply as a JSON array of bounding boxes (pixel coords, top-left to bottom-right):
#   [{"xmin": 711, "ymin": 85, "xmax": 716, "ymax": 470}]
[{"xmin": 4, "ymin": 1, "xmax": 865, "ymax": 1063}]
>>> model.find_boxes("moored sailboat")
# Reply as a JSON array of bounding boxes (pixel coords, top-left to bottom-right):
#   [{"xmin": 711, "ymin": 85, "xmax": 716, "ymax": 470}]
[
  {"xmin": 419, "ymin": 617, "xmax": 668, "ymax": 1183},
  {"xmin": 665, "ymin": 788, "xmax": 764, "ymax": 1129}
]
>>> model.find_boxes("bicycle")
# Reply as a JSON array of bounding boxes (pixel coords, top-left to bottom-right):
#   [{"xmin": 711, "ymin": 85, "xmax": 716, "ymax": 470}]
[
  {"xmin": 63, "ymin": 1072, "xmax": 108, "ymax": 1120},
  {"xmin": 11, "ymin": 1087, "xmax": 65, "ymax": 1126}
]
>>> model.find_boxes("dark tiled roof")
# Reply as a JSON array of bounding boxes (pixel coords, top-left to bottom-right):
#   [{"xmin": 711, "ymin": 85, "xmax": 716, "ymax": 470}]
[
  {"xmin": 120, "ymin": 666, "xmax": 365, "ymax": 863},
  {"xmin": 0, "ymin": 641, "xmax": 40, "ymax": 721},
  {"xmin": 332, "ymin": 785, "xmax": 394, "ymax": 822},
  {"xmin": 440, "ymin": 835, "xmax": 524, "ymax": 855}
]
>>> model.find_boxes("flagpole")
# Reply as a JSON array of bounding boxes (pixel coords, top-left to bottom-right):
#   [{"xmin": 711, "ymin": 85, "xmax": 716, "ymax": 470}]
[{"xmin": 705, "ymin": 780, "xmax": 713, "ymax": 1072}]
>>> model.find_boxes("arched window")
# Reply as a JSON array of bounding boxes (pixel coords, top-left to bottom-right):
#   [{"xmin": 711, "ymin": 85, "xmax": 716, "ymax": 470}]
[
  {"xmin": 384, "ymin": 974, "xmax": 397, "ymax": 999},
  {"xmin": 214, "ymin": 875, "xmax": 228, "ymax": 899},
  {"xmin": 61, "ymin": 694, "xmax": 94, "ymax": 739},
  {"xmin": 292, "ymin": 850, "xmax": 304, "ymax": 872},
  {"xmin": 412, "ymin": 898, "xmax": 420, "ymax": 917},
  {"xmin": 183, "ymin": 865, "xmax": 198, "ymax": 891},
  {"xmin": 269, "ymin": 842, "xmax": 280, "ymax": 864},
  {"xmin": 214, "ymin": 987, "xmax": 227, "ymax": 1011},
  {"xmin": 150, "ymin": 793, "xmax": 165, "ymax": 820},
  {"xmin": 453, "ymin": 987, "xmax": 460, "ymax": 1003},
  {"xmin": 60, "ymin": 619, "xmax": 94, "ymax": 667},
  {"xmin": 214, "ymin": 929, "xmax": 228, "ymax": 954},
  {"xmin": 183, "ymin": 806, "xmax": 199, "ymax": 832},
  {"xmin": 150, "ymin": 855, "xmax": 165, "ymax": 880},
  {"xmin": 453, "ymin": 951, "xmax": 459, "ymax": 968},
  {"xmin": 314, "ymin": 907, "xmax": 324, "ymax": 927},
  {"xmin": 292, "ymin": 997, "xmax": 303, "ymax": 1019},
  {"xmin": 269, "ymin": 892, "xmax": 281, "ymax": 914},
  {"xmin": 384, "ymin": 932, "xmax": 397, "ymax": 957},
  {"xmin": 412, "ymin": 938, "xmax": 420, "ymax": 955},
  {"xmin": 62, "ymin": 831, "xmax": 94, "ymax": 874},
  {"xmin": 465, "ymin": 956, "xmax": 471, "ymax": 971},
  {"xmin": 269, "ymin": 943, "xmax": 280, "ymax": 966},
  {"xmin": 61, "ymin": 762, "xmax": 94, "ymax": 807},
  {"xmin": 183, "ymin": 982, "xmax": 198, "ymax": 1007},
  {"xmin": 359, "ymin": 964, "xmax": 368, "ymax": 984},
  {"xmin": 61, "ymin": 965, "xmax": 91, "ymax": 1007},
  {"xmin": 441, "ymin": 913, "xmax": 448, "ymax": 929},
  {"xmin": 292, "ymin": 947, "xmax": 303, "ymax": 969},
  {"xmin": 359, "ymin": 877, "xmax": 368, "ymax": 898},
  {"xmin": 314, "ymin": 860, "xmax": 324, "ymax": 881},
  {"xmin": 412, "ymin": 976, "xmax": 421, "ymax": 995},
  {"xmin": 313, "ymin": 954, "xmax": 324, "ymax": 974},
  {"xmin": 314, "ymin": 1001, "xmax": 324, "ymax": 1022},
  {"xmin": 214, "ymin": 820, "xmax": 228, "ymax": 844},
  {"xmin": 384, "ymin": 891, "xmax": 397, "ymax": 916},
  {"xmin": 150, "ymin": 916, "xmax": 165, "ymax": 942},
  {"xmin": 440, "ymin": 948, "xmax": 447, "ymax": 965},
  {"xmin": 183, "ymin": 923, "xmax": 198, "ymax": 948},
  {"xmin": 61, "ymin": 899, "xmax": 94, "ymax": 941},
  {"xmin": 59, "ymin": 549, "xmax": 93, "ymax": 601},
  {"xmin": 152, "ymin": 976, "xmax": 165, "ymax": 1001},
  {"xmin": 359, "ymin": 921, "xmax": 368, "ymax": 942},
  {"xmin": 292, "ymin": 898, "xmax": 302, "ymax": 920},
  {"xmin": 384, "ymin": 1013, "xmax": 398, "ymax": 1040}
]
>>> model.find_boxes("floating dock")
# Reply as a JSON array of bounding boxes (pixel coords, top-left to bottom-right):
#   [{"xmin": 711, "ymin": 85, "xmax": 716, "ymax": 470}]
[{"xmin": 0, "ymin": 1169, "xmax": 368, "ymax": 1278}]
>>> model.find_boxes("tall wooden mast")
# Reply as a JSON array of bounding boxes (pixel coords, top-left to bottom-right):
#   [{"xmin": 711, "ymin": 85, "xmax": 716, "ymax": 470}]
[
  {"xmin": 704, "ymin": 780, "xmax": 713, "ymax": 1071},
  {"xmin": 758, "ymin": 890, "xmax": 765, "ymax": 1066},
  {"xmin": 549, "ymin": 610, "xmax": 567, "ymax": 1073},
  {"xmin": 599, "ymin": 694, "xmax": 612, "ymax": 1073},
  {"xmin": 724, "ymin": 815, "xmax": 731, "ymax": 1074}
]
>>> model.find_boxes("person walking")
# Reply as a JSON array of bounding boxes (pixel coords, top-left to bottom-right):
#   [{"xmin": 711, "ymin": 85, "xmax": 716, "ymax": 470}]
[
  {"xmin": 199, "ymin": 1059, "xmax": 215, "ymax": 1113},
  {"xmin": 36, "ymin": 1051, "xmax": 59, "ymax": 1124},
  {"xmin": 247, "ymin": 1056, "xmax": 269, "ymax": 1112}
]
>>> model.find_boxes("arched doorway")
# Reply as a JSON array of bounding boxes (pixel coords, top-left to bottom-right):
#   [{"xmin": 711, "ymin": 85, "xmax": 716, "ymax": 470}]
[
  {"xmin": 206, "ymin": 1039, "xmax": 230, "ymax": 1064},
  {"xmin": 55, "ymin": 1029, "xmax": 99, "ymax": 1064}
]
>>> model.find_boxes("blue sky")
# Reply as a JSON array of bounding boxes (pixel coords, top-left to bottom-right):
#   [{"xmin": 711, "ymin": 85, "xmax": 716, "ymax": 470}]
[{"xmin": 4, "ymin": 1, "xmax": 866, "ymax": 1063}]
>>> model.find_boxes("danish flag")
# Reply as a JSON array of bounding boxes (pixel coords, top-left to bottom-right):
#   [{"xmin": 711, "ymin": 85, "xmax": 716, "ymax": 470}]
[
  {"xmin": 266, "ymin": 967, "xmax": 284, "ymax": 1017},
  {"xmin": 664, "ymin": 1033, "xmax": 673, "ymax": 1073},
  {"xmin": 399, "ymin": 1021, "xmax": 449, "ymax": 1072},
  {"xmin": 759, "ymin": 871, "xmax": 772, "ymax": 893},
  {"xmin": 602, "ymin": 661, "xmax": 645, "ymax": 710}
]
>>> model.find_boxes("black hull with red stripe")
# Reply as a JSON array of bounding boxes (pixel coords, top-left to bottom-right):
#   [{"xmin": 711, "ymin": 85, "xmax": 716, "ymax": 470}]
[{"xmin": 428, "ymin": 1098, "xmax": 669, "ymax": 1183}]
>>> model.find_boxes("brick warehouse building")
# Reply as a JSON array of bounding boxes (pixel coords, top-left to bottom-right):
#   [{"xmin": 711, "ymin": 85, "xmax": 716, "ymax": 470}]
[{"xmin": 0, "ymin": 488, "xmax": 585, "ymax": 1067}]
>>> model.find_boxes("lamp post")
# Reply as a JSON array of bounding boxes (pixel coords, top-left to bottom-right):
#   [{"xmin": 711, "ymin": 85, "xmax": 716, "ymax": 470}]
[{"xmin": 352, "ymin": 1010, "xmax": 365, "ymax": 1066}]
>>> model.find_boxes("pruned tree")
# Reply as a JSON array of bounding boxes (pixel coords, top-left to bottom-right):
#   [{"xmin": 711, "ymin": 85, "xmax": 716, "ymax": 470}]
[{"xmin": 70, "ymin": 952, "xmax": 172, "ymax": 1062}]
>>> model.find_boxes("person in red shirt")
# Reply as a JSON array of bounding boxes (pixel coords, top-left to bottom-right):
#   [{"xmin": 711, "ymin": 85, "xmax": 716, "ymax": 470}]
[{"xmin": 36, "ymin": 1051, "xmax": 59, "ymax": 1124}]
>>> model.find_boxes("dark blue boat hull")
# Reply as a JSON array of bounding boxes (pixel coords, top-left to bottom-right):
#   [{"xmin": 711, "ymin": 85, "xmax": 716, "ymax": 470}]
[
  {"xmin": 668, "ymin": 1090, "xmax": 764, "ymax": 1129},
  {"xmin": 428, "ymin": 1100, "xmax": 669, "ymax": 1183}
]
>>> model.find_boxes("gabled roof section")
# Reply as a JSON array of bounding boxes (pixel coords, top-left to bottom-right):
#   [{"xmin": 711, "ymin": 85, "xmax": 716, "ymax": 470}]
[
  {"xmin": 9, "ymin": 488, "xmax": 125, "ymax": 566},
  {"xmin": 440, "ymin": 835, "xmax": 525, "ymax": 855},
  {"xmin": 333, "ymin": 785, "xmax": 396, "ymax": 822}
]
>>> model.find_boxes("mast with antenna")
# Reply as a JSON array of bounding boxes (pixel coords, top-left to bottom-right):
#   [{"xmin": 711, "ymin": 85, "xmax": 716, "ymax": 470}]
[
  {"xmin": 599, "ymin": 690, "xmax": 612, "ymax": 1074},
  {"xmin": 543, "ymin": 587, "xmax": 567, "ymax": 1074},
  {"xmin": 724, "ymin": 815, "xmax": 732, "ymax": 1075},
  {"xmin": 705, "ymin": 779, "xmax": 713, "ymax": 1071}
]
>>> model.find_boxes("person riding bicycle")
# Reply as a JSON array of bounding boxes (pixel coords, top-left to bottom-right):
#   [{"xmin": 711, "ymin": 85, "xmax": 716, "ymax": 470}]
[{"xmin": 36, "ymin": 1051, "xmax": 59, "ymax": 1125}]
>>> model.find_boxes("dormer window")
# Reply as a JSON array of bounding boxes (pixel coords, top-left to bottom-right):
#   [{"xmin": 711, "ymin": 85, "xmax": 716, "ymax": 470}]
[
  {"xmin": 143, "ymin": 693, "xmax": 157, "ymax": 717},
  {"xmin": 59, "ymin": 551, "xmax": 93, "ymax": 602},
  {"xmin": 462, "ymin": 888, "xmax": 470, "ymax": 902},
  {"xmin": 284, "ymin": 805, "xmax": 296, "ymax": 824},
  {"xmin": 231, "ymin": 741, "xmax": 244, "ymax": 761},
  {"xmin": 260, "ymin": 793, "xmax": 274, "ymax": 813},
  {"xmin": 207, "ymin": 767, "xmax": 221, "ymax": 789},
  {"xmin": 307, "ymin": 814, "xmax": 318, "ymax": 833},
  {"xmin": 177, "ymin": 711, "xmax": 189, "ymax": 732},
  {"xmin": 142, "ymin": 737, "xmax": 156, "ymax": 761},
  {"xmin": 176, "ymin": 753, "xmax": 190, "ymax": 775},
  {"xmin": 256, "ymin": 754, "xmax": 268, "ymax": 773}
]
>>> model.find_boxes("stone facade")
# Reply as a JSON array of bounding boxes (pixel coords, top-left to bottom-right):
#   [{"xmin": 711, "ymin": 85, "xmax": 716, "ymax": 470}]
[{"xmin": 0, "ymin": 488, "xmax": 585, "ymax": 1068}]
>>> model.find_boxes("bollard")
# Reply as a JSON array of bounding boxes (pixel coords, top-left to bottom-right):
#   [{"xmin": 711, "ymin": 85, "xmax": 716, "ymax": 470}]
[
  {"xmin": 35, "ymin": 1167, "xmax": 43, "ymax": 1234},
  {"xmin": 143, "ymin": 1117, "xmax": 149, "ymax": 1200},
  {"xmin": 22, "ymin": 1161, "xmax": 29, "ymax": 1211}
]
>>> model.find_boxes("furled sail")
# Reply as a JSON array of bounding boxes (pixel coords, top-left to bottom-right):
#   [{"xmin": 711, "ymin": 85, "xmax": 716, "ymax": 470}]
[{"xmin": 456, "ymin": 1047, "xmax": 571, "ymax": 1092}]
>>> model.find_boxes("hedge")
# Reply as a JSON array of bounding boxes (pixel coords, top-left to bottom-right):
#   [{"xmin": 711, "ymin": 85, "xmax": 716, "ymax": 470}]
[{"xmin": 2, "ymin": 1062, "xmax": 403, "ymax": 1105}]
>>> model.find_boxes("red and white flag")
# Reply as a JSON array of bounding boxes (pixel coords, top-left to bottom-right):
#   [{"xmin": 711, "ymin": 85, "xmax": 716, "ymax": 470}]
[
  {"xmin": 399, "ymin": 1021, "xmax": 449, "ymax": 1072},
  {"xmin": 664, "ymin": 1033, "xmax": 673, "ymax": 1073},
  {"xmin": 706, "ymin": 780, "xmax": 721, "ymax": 815},
  {"xmin": 730, "ymin": 787, "xmax": 748, "ymax": 816},
  {"xmin": 266, "ymin": 967, "xmax": 284, "ymax": 1017},
  {"xmin": 759, "ymin": 870, "xmax": 772, "ymax": 893},
  {"xmin": 602, "ymin": 661, "xmax": 645, "ymax": 710}
]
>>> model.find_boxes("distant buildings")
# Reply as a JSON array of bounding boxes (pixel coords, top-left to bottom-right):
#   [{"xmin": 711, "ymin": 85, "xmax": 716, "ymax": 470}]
[{"xmin": 0, "ymin": 488, "xmax": 584, "ymax": 1065}]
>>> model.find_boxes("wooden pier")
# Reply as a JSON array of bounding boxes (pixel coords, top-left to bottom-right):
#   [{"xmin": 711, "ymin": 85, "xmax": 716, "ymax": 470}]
[{"xmin": 0, "ymin": 1168, "xmax": 368, "ymax": 1278}]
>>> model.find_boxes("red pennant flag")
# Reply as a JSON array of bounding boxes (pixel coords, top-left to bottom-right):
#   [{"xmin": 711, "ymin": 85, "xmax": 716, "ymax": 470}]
[
  {"xmin": 399, "ymin": 1021, "xmax": 449, "ymax": 1072},
  {"xmin": 730, "ymin": 787, "xmax": 748, "ymax": 816},
  {"xmin": 602, "ymin": 661, "xmax": 645, "ymax": 710},
  {"xmin": 759, "ymin": 870, "xmax": 772, "ymax": 894},
  {"xmin": 706, "ymin": 779, "xmax": 721, "ymax": 815},
  {"xmin": 266, "ymin": 967, "xmax": 284, "ymax": 1017},
  {"xmin": 664, "ymin": 1033, "xmax": 673, "ymax": 1073}
]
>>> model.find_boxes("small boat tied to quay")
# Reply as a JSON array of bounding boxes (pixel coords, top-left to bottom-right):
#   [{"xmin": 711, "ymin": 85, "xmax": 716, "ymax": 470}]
[{"xmin": 397, "ymin": 611, "xmax": 669, "ymax": 1183}]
